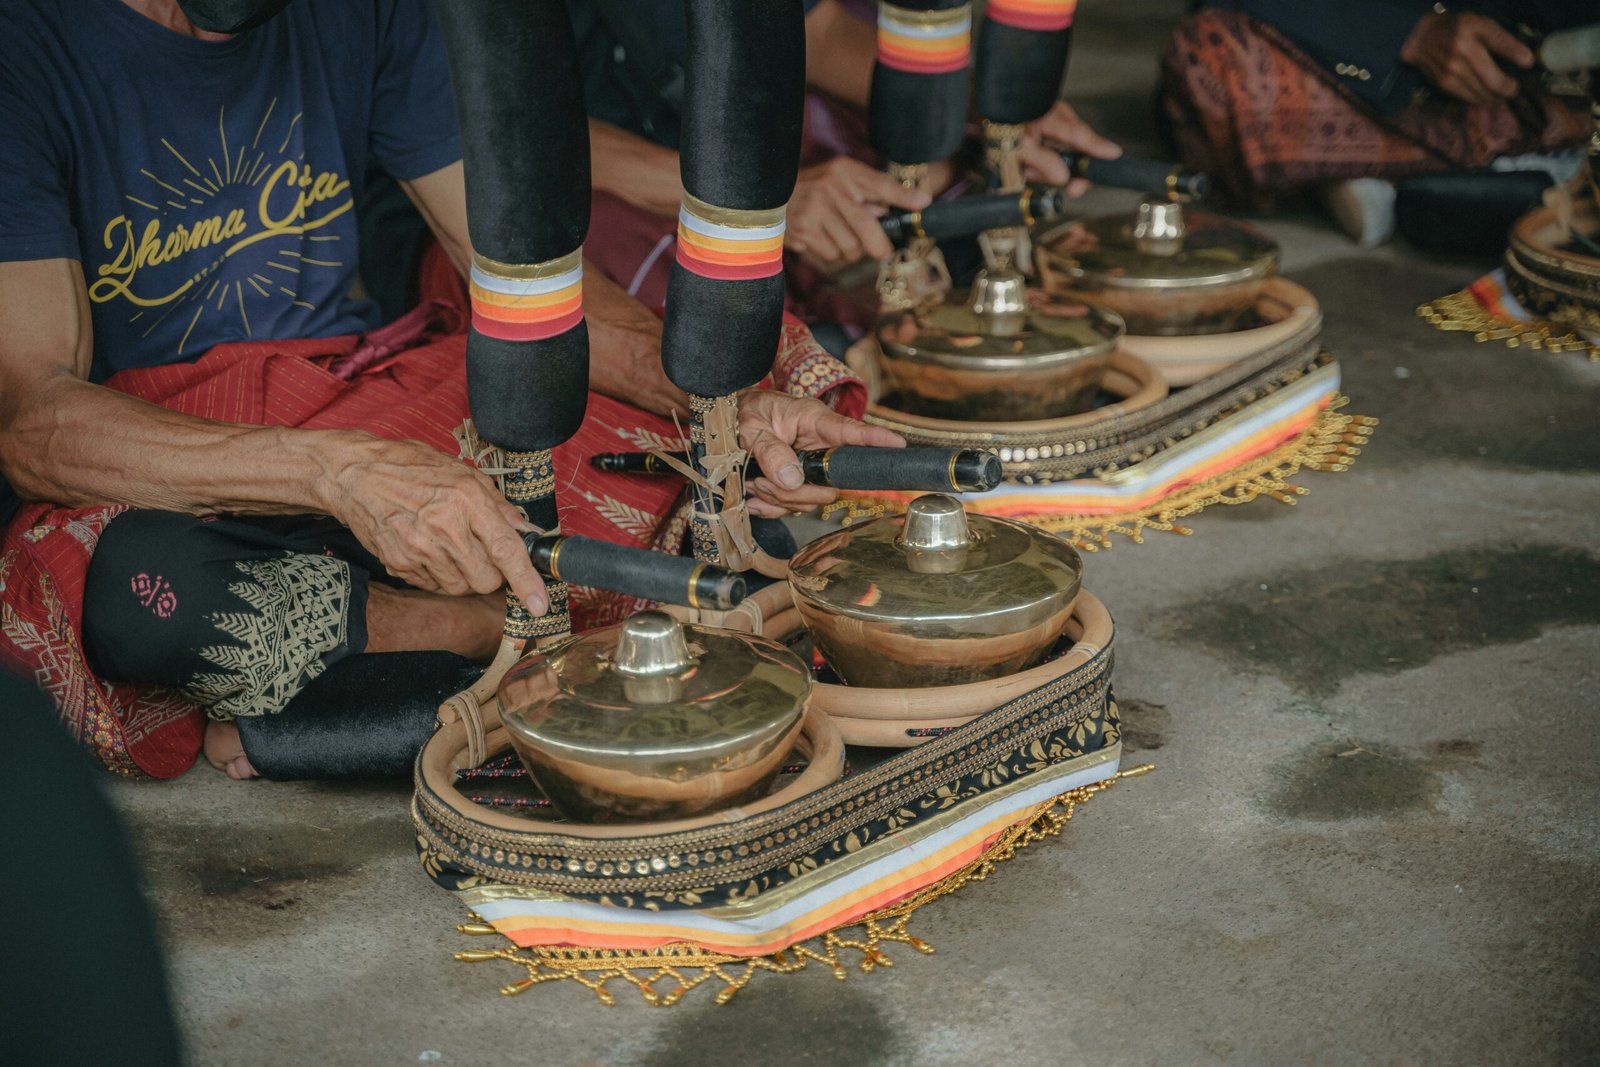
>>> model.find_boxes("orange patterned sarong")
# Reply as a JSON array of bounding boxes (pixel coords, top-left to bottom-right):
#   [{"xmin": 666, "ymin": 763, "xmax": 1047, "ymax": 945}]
[{"xmin": 1159, "ymin": 9, "xmax": 1589, "ymax": 210}]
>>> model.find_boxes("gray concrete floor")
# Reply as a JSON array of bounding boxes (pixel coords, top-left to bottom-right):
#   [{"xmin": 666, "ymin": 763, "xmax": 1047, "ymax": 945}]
[{"xmin": 105, "ymin": 2, "xmax": 1599, "ymax": 1063}]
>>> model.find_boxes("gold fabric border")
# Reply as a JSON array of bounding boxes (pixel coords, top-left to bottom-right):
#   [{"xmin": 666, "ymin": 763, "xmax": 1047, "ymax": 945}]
[
  {"xmin": 827, "ymin": 396, "xmax": 1377, "ymax": 551},
  {"xmin": 879, "ymin": 1, "xmax": 973, "ymax": 29},
  {"xmin": 450, "ymin": 764, "xmax": 1153, "ymax": 1006},
  {"xmin": 680, "ymin": 192, "xmax": 787, "ymax": 231}
]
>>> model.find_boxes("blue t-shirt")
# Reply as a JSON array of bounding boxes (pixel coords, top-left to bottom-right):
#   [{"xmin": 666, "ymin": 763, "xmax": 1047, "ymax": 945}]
[
  {"xmin": 0, "ymin": 0, "xmax": 460, "ymax": 376},
  {"xmin": 0, "ymin": 0, "xmax": 460, "ymax": 522}
]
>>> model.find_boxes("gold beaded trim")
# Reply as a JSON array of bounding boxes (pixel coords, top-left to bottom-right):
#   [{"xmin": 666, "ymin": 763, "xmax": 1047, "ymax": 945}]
[
  {"xmin": 680, "ymin": 192, "xmax": 787, "ymax": 231},
  {"xmin": 414, "ymin": 661, "xmax": 1112, "ymax": 893},
  {"xmin": 983, "ymin": 121, "xmax": 1026, "ymax": 195},
  {"xmin": 887, "ymin": 161, "xmax": 931, "ymax": 195},
  {"xmin": 504, "ymin": 584, "xmax": 570, "ymax": 642},
  {"xmin": 502, "ymin": 450, "xmax": 557, "ymax": 504},
  {"xmin": 1417, "ymin": 287, "xmax": 1600, "ymax": 362}
]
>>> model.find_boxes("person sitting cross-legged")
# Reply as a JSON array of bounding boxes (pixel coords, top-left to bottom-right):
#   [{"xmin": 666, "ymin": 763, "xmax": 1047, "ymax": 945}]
[{"xmin": 0, "ymin": 0, "xmax": 901, "ymax": 781}]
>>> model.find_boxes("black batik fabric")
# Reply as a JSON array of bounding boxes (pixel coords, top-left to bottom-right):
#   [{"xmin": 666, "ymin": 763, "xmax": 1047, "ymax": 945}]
[
  {"xmin": 82, "ymin": 511, "xmax": 375, "ymax": 720},
  {"xmin": 415, "ymin": 641, "xmax": 1120, "ymax": 907}
]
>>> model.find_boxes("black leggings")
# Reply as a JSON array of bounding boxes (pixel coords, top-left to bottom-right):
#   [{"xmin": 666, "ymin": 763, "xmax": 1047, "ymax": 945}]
[{"xmin": 82, "ymin": 511, "xmax": 377, "ymax": 719}]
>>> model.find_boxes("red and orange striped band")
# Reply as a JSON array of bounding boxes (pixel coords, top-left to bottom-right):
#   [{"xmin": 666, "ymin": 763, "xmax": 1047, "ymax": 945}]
[
  {"xmin": 675, "ymin": 195, "xmax": 787, "ymax": 282},
  {"xmin": 470, "ymin": 250, "xmax": 584, "ymax": 342},
  {"xmin": 876, "ymin": 2, "xmax": 971, "ymax": 75}
]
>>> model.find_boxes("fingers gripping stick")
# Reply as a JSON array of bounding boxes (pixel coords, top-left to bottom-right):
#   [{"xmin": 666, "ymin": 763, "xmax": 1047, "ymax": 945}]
[
  {"xmin": 433, "ymin": 0, "xmax": 592, "ymax": 642},
  {"xmin": 975, "ymin": 0, "xmax": 1077, "ymax": 190},
  {"xmin": 526, "ymin": 535, "xmax": 746, "ymax": 611},
  {"xmin": 1058, "ymin": 153, "xmax": 1211, "ymax": 201}
]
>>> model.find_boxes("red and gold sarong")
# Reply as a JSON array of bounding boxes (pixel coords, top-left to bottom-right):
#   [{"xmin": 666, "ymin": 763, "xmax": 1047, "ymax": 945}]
[{"xmin": 1, "ymin": 289, "xmax": 861, "ymax": 778}]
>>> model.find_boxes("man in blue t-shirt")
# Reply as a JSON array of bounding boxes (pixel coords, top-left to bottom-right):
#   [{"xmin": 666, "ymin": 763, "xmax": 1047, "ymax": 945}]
[{"xmin": 0, "ymin": 0, "xmax": 899, "ymax": 778}]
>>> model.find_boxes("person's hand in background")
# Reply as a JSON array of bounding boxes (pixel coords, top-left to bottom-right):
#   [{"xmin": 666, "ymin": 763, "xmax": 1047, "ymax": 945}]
[
  {"xmin": 1018, "ymin": 100, "xmax": 1122, "ymax": 195},
  {"xmin": 738, "ymin": 391, "xmax": 905, "ymax": 518},
  {"xmin": 786, "ymin": 157, "xmax": 932, "ymax": 268},
  {"xmin": 1401, "ymin": 12, "xmax": 1533, "ymax": 104}
]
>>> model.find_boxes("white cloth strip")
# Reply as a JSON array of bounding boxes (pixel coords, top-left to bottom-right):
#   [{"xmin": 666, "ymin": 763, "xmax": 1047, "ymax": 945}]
[
  {"xmin": 469, "ymin": 260, "xmax": 584, "ymax": 297},
  {"xmin": 676, "ymin": 205, "xmax": 787, "ymax": 243},
  {"xmin": 628, "ymin": 234, "xmax": 676, "ymax": 296},
  {"xmin": 879, "ymin": 9, "xmax": 973, "ymax": 38}
]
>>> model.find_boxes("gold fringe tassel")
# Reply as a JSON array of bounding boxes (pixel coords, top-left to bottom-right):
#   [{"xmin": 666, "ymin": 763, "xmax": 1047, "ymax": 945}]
[
  {"xmin": 1417, "ymin": 288, "xmax": 1600, "ymax": 362},
  {"xmin": 823, "ymin": 398, "xmax": 1376, "ymax": 552},
  {"xmin": 453, "ymin": 764, "xmax": 1155, "ymax": 1006}
]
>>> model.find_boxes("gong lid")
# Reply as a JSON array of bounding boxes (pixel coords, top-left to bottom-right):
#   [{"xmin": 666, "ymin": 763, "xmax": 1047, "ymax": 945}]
[
  {"xmin": 876, "ymin": 268, "xmax": 1124, "ymax": 369},
  {"xmin": 1033, "ymin": 202, "xmax": 1279, "ymax": 291},
  {"xmin": 788, "ymin": 494, "xmax": 1082, "ymax": 629},
  {"xmin": 497, "ymin": 611, "xmax": 810, "ymax": 765}
]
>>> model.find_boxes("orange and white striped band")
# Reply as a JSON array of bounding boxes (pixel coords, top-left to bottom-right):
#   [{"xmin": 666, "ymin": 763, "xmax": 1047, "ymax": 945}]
[
  {"xmin": 470, "ymin": 249, "xmax": 584, "ymax": 342},
  {"xmin": 675, "ymin": 195, "xmax": 787, "ymax": 281}
]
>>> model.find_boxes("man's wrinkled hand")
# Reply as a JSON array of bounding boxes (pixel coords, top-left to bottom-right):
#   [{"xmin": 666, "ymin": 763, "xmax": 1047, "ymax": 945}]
[
  {"xmin": 323, "ymin": 435, "xmax": 546, "ymax": 611},
  {"xmin": 737, "ymin": 391, "xmax": 905, "ymax": 518},
  {"xmin": 1018, "ymin": 100, "xmax": 1122, "ymax": 195},
  {"xmin": 1401, "ymin": 12, "xmax": 1532, "ymax": 105},
  {"xmin": 786, "ymin": 156, "xmax": 932, "ymax": 268}
]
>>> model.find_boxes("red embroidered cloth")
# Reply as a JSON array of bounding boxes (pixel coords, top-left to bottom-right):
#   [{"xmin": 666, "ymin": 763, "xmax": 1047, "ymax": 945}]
[{"xmin": 1, "ymin": 297, "xmax": 859, "ymax": 778}]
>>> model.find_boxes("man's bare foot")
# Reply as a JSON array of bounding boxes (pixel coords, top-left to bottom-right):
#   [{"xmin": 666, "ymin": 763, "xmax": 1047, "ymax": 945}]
[
  {"xmin": 365, "ymin": 585, "xmax": 504, "ymax": 662},
  {"xmin": 204, "ymin": 720, "xmax": 259, "ymax": 780}
]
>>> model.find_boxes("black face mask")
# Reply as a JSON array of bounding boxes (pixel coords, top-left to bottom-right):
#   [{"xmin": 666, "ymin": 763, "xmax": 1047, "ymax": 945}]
[{"xmin": 176, "ymin": 0, "xmax": 294, "ymax": 34}]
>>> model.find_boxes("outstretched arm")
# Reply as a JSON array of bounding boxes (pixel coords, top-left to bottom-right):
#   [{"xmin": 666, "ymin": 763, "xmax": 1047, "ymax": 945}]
[
  {"xmin": 804, "ymin": 0, "xmax": 876, "ymax": 110},
  {"xmin": 589, "ymin": 119, "xmax": 685, "ymax": 216},
  {"xmin": 0, "ymin": 257, "xmax": 546, "ymax": 610}
]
